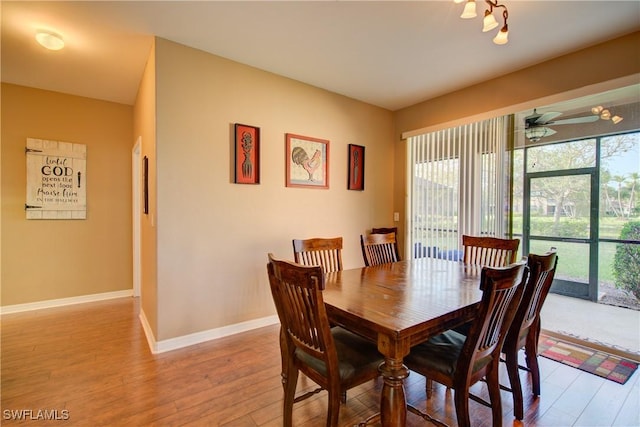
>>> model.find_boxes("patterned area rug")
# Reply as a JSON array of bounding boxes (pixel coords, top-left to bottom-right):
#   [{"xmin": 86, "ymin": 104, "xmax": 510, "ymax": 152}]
[{"xmin": 538, "ymin": 336, "xmax": 638, "ymax": 384}]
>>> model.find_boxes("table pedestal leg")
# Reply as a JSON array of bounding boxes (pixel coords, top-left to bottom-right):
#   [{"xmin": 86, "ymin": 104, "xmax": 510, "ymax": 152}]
[{"xmin": 379, "ymin": 358, "xmax": 409, "ymax": 427}]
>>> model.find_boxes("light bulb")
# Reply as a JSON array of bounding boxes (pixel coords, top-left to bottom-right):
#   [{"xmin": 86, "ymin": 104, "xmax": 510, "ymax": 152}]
[
  {"xmin": 483, "ymin": 11, "xmax": 499, "ymax": 32},
  {"xmin": 461, "ymin": 1, "xmax": 477, "ymax": 19},
  {"xmin": 493, "ymin": 26, "xmax": 509, "ymax": 45},
  {"xmin": 600, "ymin": 109, "xmax": 611, "ymax": 120},
  {"xmin": 591, "ymin": 105, "xmax": 603, "ymax": 115}
]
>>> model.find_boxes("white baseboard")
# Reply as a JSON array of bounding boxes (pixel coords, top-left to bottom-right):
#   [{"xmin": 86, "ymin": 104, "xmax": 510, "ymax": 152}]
[
  {"xmin": 139, "ymin": 311, "xmax": 279, "ymax": 354},
  {"xmin": 138, "ymin": 309, "xmax": 157, "ymax": 352},
  {"xmin": 0, "ymin": 290, "xmax": 134, "ymax": 315}
]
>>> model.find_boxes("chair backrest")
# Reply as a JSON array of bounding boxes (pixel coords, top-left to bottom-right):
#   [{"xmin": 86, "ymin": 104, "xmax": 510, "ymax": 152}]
[
  {"xmin": 292, "ymin": 237, "xmax": 343, "ymax": 274},
  {"xmin": 505, "ymin": 249, "xmax": 558, "ymax": 350},
  {"xmin": 456, "ymin": 261, "xmax": 527, "ymax": 385},
  {"xmin": 371, "ymin": 227, "xmax": 397, "ymax": 235},
  {"xmin": 462, "ymin": 235, "xmax": 520, "ymax": 267},
  {"xmin": 361, "ymin": 233, "xmax": 399, "ymax": 266},
  {"xmin": 371, "ymin": 227, "xmax": 400, "ymax": 261},
  {"xmin": 267, "ymin": 254, "xmax": 338, "ymax": 375}
]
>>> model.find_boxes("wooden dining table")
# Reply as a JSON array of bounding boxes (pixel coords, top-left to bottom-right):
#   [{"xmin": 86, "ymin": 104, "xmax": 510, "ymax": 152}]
[{"xmin": 323, "ymin": 257, "xmax": 484, "ymax": 427}]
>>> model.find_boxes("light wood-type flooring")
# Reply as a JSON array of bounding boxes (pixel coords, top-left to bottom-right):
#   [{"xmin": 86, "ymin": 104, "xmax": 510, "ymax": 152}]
[{"xmin": 1, "ymin": 297, "xmax": 638, "ymax": 426}]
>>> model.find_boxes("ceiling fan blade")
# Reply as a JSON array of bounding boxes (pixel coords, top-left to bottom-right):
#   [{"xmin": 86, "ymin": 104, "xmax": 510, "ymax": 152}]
[
  {"xmin": 549, "ymin": 115, "xmax": 600, "ymax": 125},
  {"xmin": 535, "ymin": 111, "xmax": 562, "ymax": 124},
  {"xmin": 544, "ymin": 127, "xmax": 557, "ymax": 136}
]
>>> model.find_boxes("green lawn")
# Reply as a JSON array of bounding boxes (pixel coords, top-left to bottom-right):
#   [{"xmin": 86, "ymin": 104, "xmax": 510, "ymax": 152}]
[
  {"xmin": 519, "ymin": 216, "xmax": 638, "ymax": 285},
  {"xmin": 414, "ymin": 217, "xmax": 637, "ymax": 286}
]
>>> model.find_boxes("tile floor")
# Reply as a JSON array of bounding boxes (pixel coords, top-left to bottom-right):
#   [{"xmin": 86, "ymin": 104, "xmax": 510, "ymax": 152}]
[{"xmin": 541, "ymin": 292, "xmax": 640, "ymax": 361}]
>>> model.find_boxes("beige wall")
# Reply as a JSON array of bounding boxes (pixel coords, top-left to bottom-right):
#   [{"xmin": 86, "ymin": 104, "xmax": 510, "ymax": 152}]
[
  {"xmin": 392, "ymin": 31, "xmax": 640, "ymax": 252},
  {"xmin": 152, "ymin": 38, "xmax": 395, "ymax": 340},
  {"xmin": 1, "ymin": 84, "xmax": 133, "ymax": 305},
  {"xmin": 395, "ymin": 32, "xmax": 640, "ymax": 136}
]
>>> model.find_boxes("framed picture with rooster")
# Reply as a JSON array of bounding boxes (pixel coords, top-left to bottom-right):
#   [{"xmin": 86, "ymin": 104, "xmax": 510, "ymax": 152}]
[{"xmin": 285, "ymin": 133, "xmax": 329, "ymax": 189}]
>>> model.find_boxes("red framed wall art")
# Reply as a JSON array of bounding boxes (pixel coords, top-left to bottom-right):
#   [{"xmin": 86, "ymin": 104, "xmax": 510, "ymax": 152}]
[
  {"xmin": 234, "ymin": 123, "xmax": 260, "ymax": 184},
  {"xmin": 347, "ymin": 144, "xmax": 365, "ymax": 190}
]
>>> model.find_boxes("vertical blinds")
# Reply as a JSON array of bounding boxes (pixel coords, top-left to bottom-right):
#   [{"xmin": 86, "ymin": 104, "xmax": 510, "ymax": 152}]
[{"xmin": 408, "ymin": 116, "xmax": 509, "ymax": 259}]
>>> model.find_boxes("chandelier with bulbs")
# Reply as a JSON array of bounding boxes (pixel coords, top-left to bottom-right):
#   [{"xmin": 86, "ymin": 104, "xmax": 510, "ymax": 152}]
[{"xmin": 454, "ymin": 0, "xmax": 510, "ymax": 45}]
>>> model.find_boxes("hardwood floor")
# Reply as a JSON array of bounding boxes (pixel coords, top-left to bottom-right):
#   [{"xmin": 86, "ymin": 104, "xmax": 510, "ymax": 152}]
[{"xmin": 1, "ymin": 297, "xmax": 638, "ymax": 426}]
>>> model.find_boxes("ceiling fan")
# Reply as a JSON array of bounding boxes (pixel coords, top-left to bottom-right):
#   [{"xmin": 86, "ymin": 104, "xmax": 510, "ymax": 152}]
[{"xmin": 522, "ymin": 109, "xmax": 599, "ymax": 143}]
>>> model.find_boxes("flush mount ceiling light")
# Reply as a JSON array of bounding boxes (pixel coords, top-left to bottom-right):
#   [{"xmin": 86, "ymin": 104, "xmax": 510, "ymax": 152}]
[
  {"xmin": 454, "ymin": 0, "xmax": 509, "ymax": 45},
  {"xmin": 591, "ymin": 105, "xmax": 624, "ymax": 124},
  {"xmin": 35, "ymin": 30, "xmax": 65, "ymax": 51}
]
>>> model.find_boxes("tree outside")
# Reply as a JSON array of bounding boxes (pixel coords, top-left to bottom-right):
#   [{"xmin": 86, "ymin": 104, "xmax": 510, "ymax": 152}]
[{"xmin": 612, "ymin": 221, "xmax": 640, "ymax": 300}]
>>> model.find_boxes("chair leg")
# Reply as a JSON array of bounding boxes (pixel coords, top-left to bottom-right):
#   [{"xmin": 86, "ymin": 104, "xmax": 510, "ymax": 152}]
[
  {"xmin": 426, "ymin": 378, "xmax": 434, "ymax": 399},
  {"xmin": 279, "ymin": 327, "xmax": 288, "ymax": 391},
  {"xmin": 525, "ymin": 333, "xmax": 541, "ymax": 396},
  {"xmin": 505, "ymin": 348, "xmax": 524, "ymax": 420},
  {"xmin": 327, "ymin": 387, "xmax": 341, "ymax": 427},
  {"xmin": 454, "ymin": 388, "xmax": 471, "ymax": 427},
  {"xmin": 486, "ymin": 363, "xmax": 503, "ymax": 427},
  {"xmin": 283, "ymin": 364, "xmax": 298, "ymax": 427}
]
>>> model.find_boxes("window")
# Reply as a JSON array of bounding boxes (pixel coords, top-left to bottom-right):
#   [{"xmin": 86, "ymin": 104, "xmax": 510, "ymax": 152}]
[
  {"xmin": 407, "ymin": 116, "xmax": 511, "ymax": 259},
  {"xmin": 511, "ymin": 131, "xmax": 639, "ymax": 301}
]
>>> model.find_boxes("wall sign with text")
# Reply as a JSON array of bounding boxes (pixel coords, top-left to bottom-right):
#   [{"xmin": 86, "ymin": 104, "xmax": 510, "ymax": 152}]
[{"xmin": 25, "ymin": 138, "xmax": 87, "ymax": 219}]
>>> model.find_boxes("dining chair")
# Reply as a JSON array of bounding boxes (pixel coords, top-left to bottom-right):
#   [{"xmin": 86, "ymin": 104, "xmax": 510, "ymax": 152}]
[
  {"xmin": 360, "ymin": 232, "xmax": 400, "ymax": 266},
  {"xmin": 451, "ymin": 235, "xmax": 519, "ymax": 341},
  {"xmin": 502, "ymin": 249, "xmax": 558, "ymax": 420},
  {"xmin": 266, "ymin": 254, "xmax": 384, "ymax": 427},
  {"xmin": 404, "ymin": 261, "xmax": 527, "ymax": 427},
  {"xmin": 371, "ymin": 226, "xmax": 400, "ymax": 261},
  {"xmin": 292, "ymin": 237, "xmax": 343, "ymax": 274},
  {"xmin": 462, "ymin": 235, "xmax": 520, "ymax": 267}
]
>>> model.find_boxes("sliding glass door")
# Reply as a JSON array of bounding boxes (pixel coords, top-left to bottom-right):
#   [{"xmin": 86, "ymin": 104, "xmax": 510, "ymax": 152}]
[
  {"xmin": 519, "ymin": 133, "xmax": 639, "ymax": 302},
  {"xmin": 523, "ymin": 144, "xmax": 598, "ymax": 299}
]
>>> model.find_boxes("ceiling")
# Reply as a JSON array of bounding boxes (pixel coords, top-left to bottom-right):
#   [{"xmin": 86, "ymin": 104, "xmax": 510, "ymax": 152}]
[{"xmin": 2, "ymin": 1, "xmax": 639, "ymax": 112}]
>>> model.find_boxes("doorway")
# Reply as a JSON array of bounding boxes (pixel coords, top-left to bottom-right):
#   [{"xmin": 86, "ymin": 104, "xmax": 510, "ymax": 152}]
[
  {"xmin": 522, "ymin": 139, "xmax": 598, "ymax": 300},
  {"xmin": 519, "ymin": 133, "xmax": 640, "ymax": 303}
]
